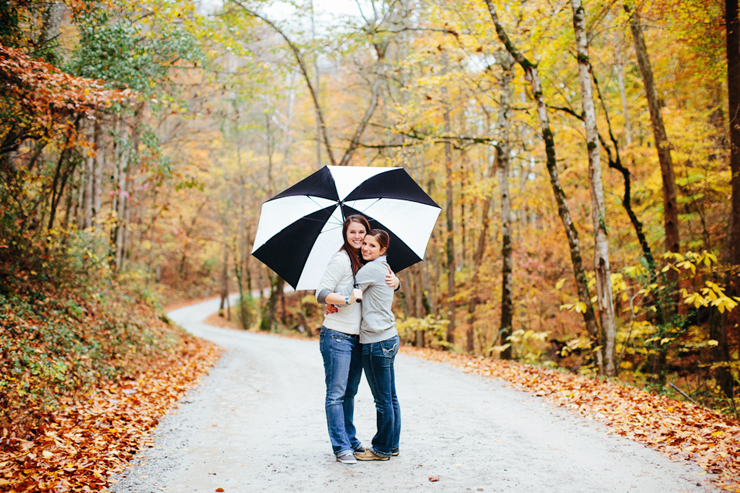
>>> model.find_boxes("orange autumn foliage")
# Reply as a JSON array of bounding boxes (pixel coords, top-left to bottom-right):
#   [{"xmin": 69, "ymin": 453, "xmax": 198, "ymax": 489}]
[
  {"xmin": 0, "ymin": 44, "xmax": 131, "ymax": 150},
  {"xmin": 0, "ymin": 337, "xmax": 221, "ymax": 492}
]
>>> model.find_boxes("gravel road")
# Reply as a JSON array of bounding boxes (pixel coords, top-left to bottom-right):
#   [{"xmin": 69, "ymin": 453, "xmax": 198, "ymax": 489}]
[{"xmin": 111, "ymin": 297, "xmax": 717, "ymax": 492}]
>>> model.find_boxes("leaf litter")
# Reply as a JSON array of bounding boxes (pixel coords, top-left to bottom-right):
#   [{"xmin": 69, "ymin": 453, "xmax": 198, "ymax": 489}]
[
  {"xmin": 403, "ymin": 346, "xmax": 739, "ymax": 492},
  {"xmin": 0, "ymin": 338, "xmax": 221, "ymax": 492}
]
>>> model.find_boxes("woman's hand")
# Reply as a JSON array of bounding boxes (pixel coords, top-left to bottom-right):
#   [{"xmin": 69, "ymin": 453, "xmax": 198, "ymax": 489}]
[
  {"xmin": 350, "ymin": 288, "xmax": 363, "ymax": 304},
  {"xmin": 325, "ymin": 304, "xmax": 339, "ymax": 315},
  {"xmin": 386, "ymin": 268, "xmax": 400, "ymax": 290}
]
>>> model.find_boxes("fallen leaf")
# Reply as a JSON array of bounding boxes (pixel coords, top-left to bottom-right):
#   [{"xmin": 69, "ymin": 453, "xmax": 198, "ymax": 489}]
[{"xmin": 0, "ymin": 337, "xmax": 221, "ymax": 493}]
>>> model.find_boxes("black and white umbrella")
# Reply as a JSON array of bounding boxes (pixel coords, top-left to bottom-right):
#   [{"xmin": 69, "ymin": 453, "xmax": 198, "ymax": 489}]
[{"xmin": 251, "ymin": 165, "xmax": 441, "ymax": 290}]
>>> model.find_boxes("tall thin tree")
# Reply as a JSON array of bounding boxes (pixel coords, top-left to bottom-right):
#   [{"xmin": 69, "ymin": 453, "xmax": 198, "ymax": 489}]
[
  {"xmin": 623, "ymin": 3, "xmax": 680, "ymax": 258},
  {"xmin": 571, "ymin": 0, "xmax": 618, "ymax": 376},
  {"xmin": 727, "ymin": 0, "xmax": 740, "ymax": 273},
  {"xmin": 442, "ymin": 43, "xmax": 456, "ymax": 347},
  {"xmin": 497, "ymin": 53, "xmax": 514, "ymax": 360}
]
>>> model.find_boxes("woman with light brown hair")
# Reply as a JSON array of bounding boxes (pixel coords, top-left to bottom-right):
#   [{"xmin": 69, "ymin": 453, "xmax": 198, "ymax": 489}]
[
  {"xmin": 315, "ymin": 215, "xmax": 399, "ymax": 464},
  {"xmin": 346, "ymin": 229, "xmax": 401, "ymax": 461}
]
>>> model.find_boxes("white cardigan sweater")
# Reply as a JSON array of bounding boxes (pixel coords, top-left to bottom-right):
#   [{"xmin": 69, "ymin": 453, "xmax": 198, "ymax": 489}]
[{"xmin": 315, "ymin": 250, "xmax": 361, "ymax": 335}]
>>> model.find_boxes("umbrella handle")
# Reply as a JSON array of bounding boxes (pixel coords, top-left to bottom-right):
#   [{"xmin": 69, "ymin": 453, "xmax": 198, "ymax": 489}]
[{"xmin": 352, "ymin": 269, "xmax": 362, "ymax": 304}]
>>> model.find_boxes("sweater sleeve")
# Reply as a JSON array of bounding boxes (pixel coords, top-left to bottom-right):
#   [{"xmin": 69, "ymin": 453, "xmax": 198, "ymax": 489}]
[
  {"xmin": 316, "ymin": 289, "xmax": 332, "ymax": 304},
  {"xmin": 315, "ymin": 252, "xmax": 348, "ymax": 304},
  {"xmin": 354, "ymin": 262, "xmax": 381, "ymax": 292}
]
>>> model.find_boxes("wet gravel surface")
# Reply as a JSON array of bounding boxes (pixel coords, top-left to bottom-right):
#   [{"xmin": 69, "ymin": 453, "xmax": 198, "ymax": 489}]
[{"xmin": 111, "ymin": 297, "xmax": 717, "ymax": 492}]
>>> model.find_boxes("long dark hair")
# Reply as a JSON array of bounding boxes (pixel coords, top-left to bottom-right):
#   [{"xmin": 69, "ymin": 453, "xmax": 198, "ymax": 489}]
[{"xmin": 341, "ymin": 214, "xmax": 371, "ymax": 274}]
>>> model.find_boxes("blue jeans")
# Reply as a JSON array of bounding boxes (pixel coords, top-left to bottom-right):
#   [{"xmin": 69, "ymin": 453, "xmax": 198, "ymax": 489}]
[
  {"xmin": 362, "ymin": 335, "xmax": 401, "ymax": 458},
  {"xmin": 319, "ymin": 328, "xmax": 363, "ymax": 457}
]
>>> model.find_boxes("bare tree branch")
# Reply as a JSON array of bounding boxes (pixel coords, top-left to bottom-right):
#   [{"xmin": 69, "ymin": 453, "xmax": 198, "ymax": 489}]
[
  {"xmin": 232, "ymin": 1, "xmax": 389, "ymax": 167},
  {"xmin": 231, "ymin": 1, "xmax": 337, "ymax": 165}
]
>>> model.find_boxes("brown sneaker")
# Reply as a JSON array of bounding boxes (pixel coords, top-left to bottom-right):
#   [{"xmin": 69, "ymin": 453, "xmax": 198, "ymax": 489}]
[
  {"xmin": 392, "ymin": 448, "xmax": 399, "ymax": 456},
  {"xmin": 355, "ymin": 449, "xmax": 390, "ymax": 461}
]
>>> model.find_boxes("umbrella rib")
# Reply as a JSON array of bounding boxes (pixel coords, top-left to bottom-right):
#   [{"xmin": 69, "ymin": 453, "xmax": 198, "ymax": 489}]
[
  {"xmin": 305, "ymin": 195, "xmax": 331, "ymax": 209},
  {"xmin": 322, "ymin": 224, "xmax": 342, "ymax": 233},
  {"xmin": 355, "ymin": 198, "xmax": 381, "ymax": 215},
  {"xmin": 301, "ymin": 196, "xmax": 343, "ymax": 227}
]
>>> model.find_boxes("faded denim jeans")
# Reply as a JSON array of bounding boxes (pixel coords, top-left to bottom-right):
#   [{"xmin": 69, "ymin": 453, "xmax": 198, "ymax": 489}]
[
  {"xmin": 319, "ymin": 328, "xmax": 363, "ymax": 457},
  {"xmin": 362, "ymin": 335, "xmax": 401, "ymax": 457}
]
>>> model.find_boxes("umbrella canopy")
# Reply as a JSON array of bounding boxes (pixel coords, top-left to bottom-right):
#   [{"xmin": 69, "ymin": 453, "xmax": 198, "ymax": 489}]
[{"xmin": 251, "ymin": 165, "xmax": 441, "ymax": 290}]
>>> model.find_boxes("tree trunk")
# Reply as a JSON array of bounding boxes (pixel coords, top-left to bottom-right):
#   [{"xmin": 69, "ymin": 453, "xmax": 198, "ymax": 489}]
[
  {"xmin": 234, "ymin": 239, "xmax": 248, "ymax": 330},
  {"xmin": 314, "ymin": 28, "xmax": 322, "ymax": 168},
  {"xmin": 38, "ymin": 1, "xmax": 65, "ymax": 57},
  {"xmin": 412, "ymin": 266, "xmax": 425, "ymax": 347},
  {"xmin": 338, "ymin": 72, "xmax": 383, "ymax": 167},
  {"xmin": 83, "ymin": 124, "xmax": 95, "ymax": 229},
  {"xmin": 121, "ymin": 105, "xmax": 143, "ymax": 266},
  {"xmin": 614, "ymin": 56, "xmax": 633, "ymax": 146},
  {"xmin": 571, "ymin": 0, "xmax": 618, "ymax": 376},
  {"xmin": 93, "ymin": 119, "xmax": 103, "ymax": 225},
  {"xmin": 727, "ymin": 0, "xmax": 740, "ymax": 277},
  {"xmin": 220, "ymin": 241, "xmax": 230, "ymax": 320},
  {"xmin": 624, "ymin": 2, "xmax": 680, "ymax": 258},
  {"xmin": 485, "ymin": 0, "xmax": 604, "ymax": 374},
  {"xmin": 257, "ymin": 264, "xmax": 265, "ymax": 308},
  {"xmin": 442, "ymin": 48, "xmax": 456, "ymax": 347},
  {"xmin": 713, "ymin": 213, "xmax": 735, "ymax": 396},
  {"xmin": 115, "ymin": 117, "xmax": 129, "ymax": 271},
  {"xmin": 260, "ymin": 274, "xmax": 284, "ymax": 331},
  {"xmin": 284, "ymin": 72, "xmax": 295, "ymax": 168},
  {"xmin": 720, "ymin": 0, "xmax": 740, "ymax": 398},
  {"xmin": 497, "ymin": 53, "xmax": 514, "ymax": 361},
  {"xmin": 47, "ymin": 122, "xmax": 79, "ymax": 232},
  {"xmin": 77, "ymin": 147, "xmax": 87, "ymax": 230}
]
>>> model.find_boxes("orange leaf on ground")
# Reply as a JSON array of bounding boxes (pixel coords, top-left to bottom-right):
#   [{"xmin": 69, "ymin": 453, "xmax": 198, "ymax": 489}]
[{"xmin": 0, "ymin": 337, "xmax": 221, "ymax": 493}]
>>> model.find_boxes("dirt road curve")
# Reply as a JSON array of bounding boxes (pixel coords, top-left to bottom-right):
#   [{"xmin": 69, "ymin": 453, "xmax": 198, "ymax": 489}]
[{"xmin": 112, "ymin": 297, "xmax": 716, "ymax": 492}]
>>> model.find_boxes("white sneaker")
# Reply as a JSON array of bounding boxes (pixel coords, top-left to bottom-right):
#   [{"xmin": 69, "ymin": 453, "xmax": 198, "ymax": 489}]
[{"xmin": 336, "ymin": 454, "xmax": 357, "ymax": 464}]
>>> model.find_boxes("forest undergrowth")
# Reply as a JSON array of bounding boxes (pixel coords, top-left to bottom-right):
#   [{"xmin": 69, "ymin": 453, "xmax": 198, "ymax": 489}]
[{"xmin": 0, "ymin": 254, "xmax": 221, "ymax": 492}]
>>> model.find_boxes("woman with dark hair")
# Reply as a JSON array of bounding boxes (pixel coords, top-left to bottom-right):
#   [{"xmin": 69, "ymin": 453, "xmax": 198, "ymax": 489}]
[
  {"xmin": 315, "ymin": 215, "xmax": 399, "ymax": 464},
  {"xmin": 347, "ymin": 230, "xmax": 401, "ymax": 462}
]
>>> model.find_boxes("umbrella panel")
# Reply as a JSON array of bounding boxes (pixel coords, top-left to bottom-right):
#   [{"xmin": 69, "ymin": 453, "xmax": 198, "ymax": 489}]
[
  {"xmin": 293, "ymin": 205, "xmax": 345, "ymax": 290},
  {"xmin": 344, "ymin": 168, "xmax": 438, "ymax": 206},
  {"xmin": 251, "ymin": 195, "xmax": 337, "ymax": 254},
  {"xmin": 325, "ymin": 165, "xmax": 396, "ymax": 200},
  {"xmin": 344, "ymin": 197, "xmax": 440, "ymax": 260},
  {"xmin": 252, "ymin": 205, "xmax": 337, "ymax": 289},
  {"xmin": 342, "ymin": 204, "xmax": 423, "ymax": 274},
  {"xmin": 268, "ymin": 166, "xmax": 339, "ymax": 202}
]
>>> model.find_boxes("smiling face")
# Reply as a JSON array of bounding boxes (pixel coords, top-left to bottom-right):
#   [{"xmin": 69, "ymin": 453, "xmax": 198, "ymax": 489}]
[
  {"xmin": 346, "ymin": 221, "xmax": 367, "ymax": 251},
  {"xmin": 361, "ymin": 235, "xmax": 387, "ymax": 261}
]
